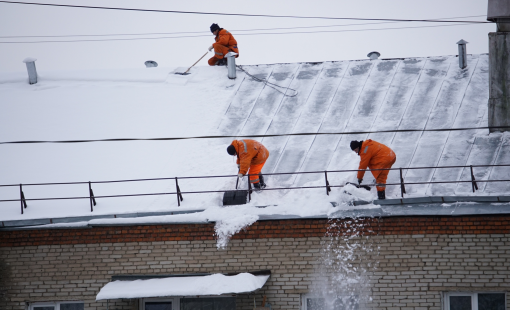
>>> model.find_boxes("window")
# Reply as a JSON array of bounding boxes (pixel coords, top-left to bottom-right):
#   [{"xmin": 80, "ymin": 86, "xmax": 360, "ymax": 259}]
[
  {"xmin": 141, "ymin": 298, "xmax": 178, "ymax": 310},
  {"xmin": 145, "ymin": 301, "xmax": 173, "ymax": 310},
  {"xmin": 141, "ymin": 296, "xmax": 235, "ymax": 310},
  {"xmin": 444, "ymin": 292, "xmax": 506, "ymax": 310},
  {"xmin": 302, "ymin": 294, "xmax": 359, "ymax": 310},
  {"xmin": 29, "ymin": 302, "xmax": 84, "ymax": 310},
  {"xmin": 180, "ymin": 297, "xmax": 235, "ymax": 310}
]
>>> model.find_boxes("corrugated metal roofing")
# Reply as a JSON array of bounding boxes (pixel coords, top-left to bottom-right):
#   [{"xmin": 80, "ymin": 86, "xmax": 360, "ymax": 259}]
[{"xmin": 218, "ymin": 54, "xmax": 509, "ymax": 197}]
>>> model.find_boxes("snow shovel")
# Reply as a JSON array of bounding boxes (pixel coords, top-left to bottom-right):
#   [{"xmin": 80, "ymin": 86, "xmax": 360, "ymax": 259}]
[
  {"xmin": 175, "ymin": 51, "xmax": 208, "ymax": 75},
  {"xmin": 223, "ymin": 175, "xmax": 248, "ymax": 206},
  {"xmin": 345, "ymin": 182, "xmax": 371, "ymax": 191}
]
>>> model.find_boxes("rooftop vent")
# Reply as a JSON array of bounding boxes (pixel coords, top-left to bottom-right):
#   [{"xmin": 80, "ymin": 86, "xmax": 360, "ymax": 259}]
[
  {"xmin": 144, "ymin": 60, "xmax": 158, "ymax": 68},
  {"xmin": 367, "ymin": 51, "xmax": 380, "ymax": 60},
  {"xmin": 22, "ymin": 57, "xmax": 37, "ymax": 84},
  {"xmin": 457, "ymin": 39, "xmax": 468, "ymax": 69}
]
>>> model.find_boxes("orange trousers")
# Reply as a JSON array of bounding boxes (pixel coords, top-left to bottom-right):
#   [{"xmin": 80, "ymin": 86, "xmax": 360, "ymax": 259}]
[
  {"xmin": 247, "ymin": 161, "xmax": 266, "ymax": 184},
  {"xmin": 208, "ymin": 44, "xmax": 238, "ymax": 66},
  {"xmin": 371, "ymin": 156, "xmax": 397, "ymax": 191}
]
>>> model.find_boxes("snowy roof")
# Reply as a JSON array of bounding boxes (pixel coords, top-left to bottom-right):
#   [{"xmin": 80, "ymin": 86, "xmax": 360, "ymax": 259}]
[
  {"xmin": 1, "ymin": 54, "xmax": 509, "ymax": 235},
  {"xmin": 95, "ymin": 272, "xmax": 270, "ymax": 300}
]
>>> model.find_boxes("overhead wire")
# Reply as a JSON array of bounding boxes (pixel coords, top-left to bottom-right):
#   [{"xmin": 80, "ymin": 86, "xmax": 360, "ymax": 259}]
[
  {"xmin": 0, "ymin": 22, "xmax": 489, "ymax": 44},
  {"xmin": 0, "ymin": 15, "xmax": 486, "ymax": 38},
  {"xmin": 0, "ymin": 127, "xmax": 508, "ymax": 145},
  {"xmin": 0, "ymin": 1, "xmax": 491, "ymax": 23}
]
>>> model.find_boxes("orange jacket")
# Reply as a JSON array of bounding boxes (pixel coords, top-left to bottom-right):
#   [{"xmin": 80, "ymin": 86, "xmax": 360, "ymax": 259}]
[
  {"xmin": 230, "ymin": 139, "xmax": 269, "ymax": 175},
  {"xmin": 357, "ymin": 139, "xmax": 396, "ymax": 179},
  {"xmin": 214, "ymin": 29, "xmax": 239, "ymax": 55}
]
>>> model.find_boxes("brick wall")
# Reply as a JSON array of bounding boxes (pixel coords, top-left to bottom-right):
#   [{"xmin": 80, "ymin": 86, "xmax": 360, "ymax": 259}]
[
  {"xmin": 2, "ymin": 216, "xmax": 510, "ymax": 247},
  {"xmin": 1, "ymin": 216, "xmax": 510, "ymax": 310}
]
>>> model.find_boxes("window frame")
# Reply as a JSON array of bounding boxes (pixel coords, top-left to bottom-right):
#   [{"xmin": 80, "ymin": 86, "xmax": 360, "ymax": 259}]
[
  {"xmin": 301, "ymin": 293, "xmax": 360, "ymax": 310},
  {"xmin": 140, "ymin": 297, "xmax": 179, "ymax": 310},
  {"xmin": 140, "ymin": 295, "xmax": 237, "ymax": 310},
  {"xmin": 29, "ymin": 301, "xmax": 84, "ymax": 310},
  {"xmin": 443, "ymin": 291, "xmax": 507, "ymax": 310}
]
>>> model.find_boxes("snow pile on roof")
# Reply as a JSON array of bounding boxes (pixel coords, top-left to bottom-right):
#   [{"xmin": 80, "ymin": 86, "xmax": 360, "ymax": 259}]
[
  {"xmin": 1, "ymin": 54, "xmax": 508, "ymax": 230},
  {"xmin": 95, "ymin": 272, "xmax": 270, "ymax": 300}
]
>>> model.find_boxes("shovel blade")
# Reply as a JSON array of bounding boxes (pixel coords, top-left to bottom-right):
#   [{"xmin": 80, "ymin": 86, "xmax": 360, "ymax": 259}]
[{"xmin": 223, "ymin": 190, "xmax": 248, "ymax": 206}]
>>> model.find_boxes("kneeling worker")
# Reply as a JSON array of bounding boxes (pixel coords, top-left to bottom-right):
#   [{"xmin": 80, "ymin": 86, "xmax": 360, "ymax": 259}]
[
  {"xmin": 350, "ymin": 139, "xmax": 396, "ymax": 200},
  {"xmin": 227, "ymin": 139, "xmax": 269, "ymax": 191},
  {"xmin": 208, "ymin": 23, "xmax": 239, "ymax": 66}
]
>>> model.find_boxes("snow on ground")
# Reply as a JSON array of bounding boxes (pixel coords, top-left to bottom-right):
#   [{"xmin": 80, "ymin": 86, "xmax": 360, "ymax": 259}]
[{"xmin": 1, "ymin": 55, "xmax": 508, "ymax": 247}]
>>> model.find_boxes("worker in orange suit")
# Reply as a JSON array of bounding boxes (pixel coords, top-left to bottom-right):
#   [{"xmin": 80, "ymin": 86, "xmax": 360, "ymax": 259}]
[
  {"xmin": 350, "ymin": 140, "xmax": 396, "ymax": 200},
  {"xmin": 227, "ymin": 139, "xmax": 269, "ymax": 191},
  {"xmin": 208, "ymin": 23, "xmax": 239, "ymax": 66}
]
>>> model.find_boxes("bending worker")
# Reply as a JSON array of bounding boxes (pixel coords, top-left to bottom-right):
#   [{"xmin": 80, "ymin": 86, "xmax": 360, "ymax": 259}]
[
  {"xmin": 350, "ymin": 139, "xmax": 396, "ymax": 200},
  {"xmin": 208, "ymin": 23, "xmax": 239, "ymax": 66},
  {"xmin": 227, "ymin": 139, "xmax": 269, "ymax": 191}
]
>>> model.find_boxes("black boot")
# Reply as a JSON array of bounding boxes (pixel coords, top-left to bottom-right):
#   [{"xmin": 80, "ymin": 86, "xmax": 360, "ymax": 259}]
[
  {"xmin": 216, "ymin": 58, "xmax": 227, "ymax": 66},
  {"xmin": 259, "ymin": 174, "xmax": 266, "ymax": 189},
  {"xmin": 377, "ymin": 190, "xmax": 386, "ymax": 200}
]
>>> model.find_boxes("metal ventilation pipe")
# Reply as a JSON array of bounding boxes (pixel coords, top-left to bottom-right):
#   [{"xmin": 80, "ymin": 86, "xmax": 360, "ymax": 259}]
[
  {"xmin": 457, "ymin": 39, "xmax": 468, "ymax": 69},
  {"xmin": 226, "ymin": 52, "xmax": 237, "ymax": 79},
  {"xmin": 23, "ymin": 57, "xmax": 37, "ymax": 84},
  {"xmin": 367, "ymin": 51, "xmax": 380, "ymax": 60}
]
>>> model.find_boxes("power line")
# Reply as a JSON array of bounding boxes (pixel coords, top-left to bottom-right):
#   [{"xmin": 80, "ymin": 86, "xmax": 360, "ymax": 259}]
[
  {"xmin": 0, "ymin": 1, "xmax": 491, "ymax": 23},
  {"xmin": 0, "ymin": 22, "xmax": 486, "ymax": 44},
  {"xmin": 0, "ymin": 127, "xmax": 507, "ymax": 145},
  {"xmin": 0, "ymin": 15, "xmax": 486, "ymax": 38}
]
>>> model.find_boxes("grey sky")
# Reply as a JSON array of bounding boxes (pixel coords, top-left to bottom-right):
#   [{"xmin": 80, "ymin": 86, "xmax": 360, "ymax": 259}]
[{"xmin": 0, "ymin": 0, "xmax": 494, "ymax": 73}]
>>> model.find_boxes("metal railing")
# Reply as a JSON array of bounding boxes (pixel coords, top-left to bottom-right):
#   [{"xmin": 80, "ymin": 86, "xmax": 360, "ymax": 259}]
[{"xmin": 1, "ymin": 164, "xmax": 509, "ymax": 214}]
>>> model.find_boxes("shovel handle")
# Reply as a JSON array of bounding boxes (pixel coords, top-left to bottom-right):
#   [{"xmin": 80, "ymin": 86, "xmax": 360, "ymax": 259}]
[{"xmin": 183, "ymin": 51, "xmax": 209, "ymax": 74}]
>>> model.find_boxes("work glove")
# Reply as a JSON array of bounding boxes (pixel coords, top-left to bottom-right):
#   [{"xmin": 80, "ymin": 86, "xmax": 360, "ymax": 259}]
[
  {"xmin": 238, "ymin": 173, "xmax": 244, "ymax": 180},
  {"xmin": 358, "ymin": 178, "xmax": 363, "ymax": 185},
  {"xmin": 208, "ymin": 45, "xmax": 213, "ymax": 52}
]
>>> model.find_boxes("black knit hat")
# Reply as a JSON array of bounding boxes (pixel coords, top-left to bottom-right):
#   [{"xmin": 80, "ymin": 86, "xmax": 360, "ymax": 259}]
[
  {"xmin": 227, "ymin": 144, "xmax": 236, "ymax": 155},
  {"xmin": 350, "ymin": 140, "xmax": 362, "ymax": 151},
  {"xmin": 210, "ymin": 23, "xmax": 220, "ymax": 33}
]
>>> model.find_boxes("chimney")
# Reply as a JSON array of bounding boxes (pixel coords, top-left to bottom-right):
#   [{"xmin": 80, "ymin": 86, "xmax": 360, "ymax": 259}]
[
  {"xmin": 367, "ymin": 51, "xmax": 380, "ymax": 60},
  {"xmin": 488, "ymin": 0, "xmax": 510, "ymax": 32},
  {"xmin": 456, "ymin": 39, "xmax": 468, "ymax": 69},
  {"xmin": 488, "ymin": 0, "xmax": 510, "ymax": 132},
  {"xmin": 22, "ymin": 57, "xmax": 37, "ymax": 85}
]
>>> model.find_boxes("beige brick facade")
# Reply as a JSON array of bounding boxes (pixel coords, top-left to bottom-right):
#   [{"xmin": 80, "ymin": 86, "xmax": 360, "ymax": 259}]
[{"xmin": 1, "ymin": 229, "xmax": 510, "ymax": 310}]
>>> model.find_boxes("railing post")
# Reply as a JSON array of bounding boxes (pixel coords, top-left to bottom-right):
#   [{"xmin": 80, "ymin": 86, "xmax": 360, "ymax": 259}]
[
  {"xmin": 324, "ymin": 171, "xmax": 331, "ymax": 195},
  {"xmin": 400, "ymin": 168, "xmax": 406, "ymax": 198},
  {"xmin": 470, "ymin": 165, "xmax": 479, "ymax": 192},
  {"xmin": 20, "ymin": 184, "xmax": 27, "ymax": 214},
  {"xmin": 175, "ymin": 177, "xmax": 184, "ymax": 206},
  {"xmin": 89, "ymin": 181, "xmax": 96, "ymax": 212},
  {"xmin": 247, "ymin": 174, "xmax": 252, "ymax": 202}
]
